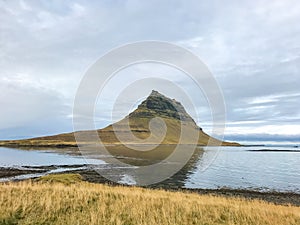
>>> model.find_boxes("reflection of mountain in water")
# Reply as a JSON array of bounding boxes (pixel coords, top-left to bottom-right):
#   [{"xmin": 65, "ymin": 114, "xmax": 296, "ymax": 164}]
[
  {"xmin": 76, "ymin": 145, "xmax": 204, "ymax": 188},
  {"xmin": 149, "ymin": 147, "xmax": 204, "ymax": 189}
]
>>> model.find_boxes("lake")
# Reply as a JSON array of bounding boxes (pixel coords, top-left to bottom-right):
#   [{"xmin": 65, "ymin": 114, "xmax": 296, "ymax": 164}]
[{"xmin": 0, "ymin": 146, "xmax": 299, "ymax": 193}]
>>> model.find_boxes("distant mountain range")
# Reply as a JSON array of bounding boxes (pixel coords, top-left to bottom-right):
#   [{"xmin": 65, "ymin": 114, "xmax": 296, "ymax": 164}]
[{"xmin": 0, "ymin": 90, "xmax": 239, "ymax": 147}]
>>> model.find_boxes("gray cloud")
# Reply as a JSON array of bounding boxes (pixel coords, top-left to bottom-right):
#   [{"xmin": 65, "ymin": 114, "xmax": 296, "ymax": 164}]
[
  {"xmin": 0, "ymin": 0, "xmax": 299, "ymax": 143},
  {"xmin": 0, "ymin": 74, "xmax": 72, "ymax": 139}
]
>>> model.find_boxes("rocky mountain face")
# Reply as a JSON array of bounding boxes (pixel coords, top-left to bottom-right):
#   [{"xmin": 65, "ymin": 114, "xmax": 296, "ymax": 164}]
[{"xmin": 129, "ymin": 90, "xmax": 198, "ymax": 125}]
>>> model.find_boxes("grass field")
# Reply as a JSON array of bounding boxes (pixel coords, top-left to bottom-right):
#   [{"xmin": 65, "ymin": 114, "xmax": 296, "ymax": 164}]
[{"xmin": 0, "ymin": 174, "xmax": 299, "ymax": 225}]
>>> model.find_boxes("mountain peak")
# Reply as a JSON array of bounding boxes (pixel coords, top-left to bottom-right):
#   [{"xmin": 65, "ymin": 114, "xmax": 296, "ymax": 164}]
[
  {"xmin": 149, "ymin": 89, "xmax": 161, "ymax": 96},
  {"xmin": 128, "ymin": 90, "xmax": 197, "ymax": 123}
]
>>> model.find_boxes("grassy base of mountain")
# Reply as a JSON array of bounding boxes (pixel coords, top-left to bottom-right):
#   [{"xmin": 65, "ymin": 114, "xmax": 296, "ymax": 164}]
[
  {"xmin": 0, "ymin": 118, "xmax": 240, "ymax": 148},
  {"xmin": 0, "ymin": 174, "xmax": 299, "ymax": 225}
]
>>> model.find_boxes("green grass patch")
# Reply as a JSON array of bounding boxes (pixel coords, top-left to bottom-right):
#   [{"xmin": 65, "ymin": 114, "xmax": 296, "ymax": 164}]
[{"xmin": 36, "ymin": 173, "xmax": 83, "ymax": 185}]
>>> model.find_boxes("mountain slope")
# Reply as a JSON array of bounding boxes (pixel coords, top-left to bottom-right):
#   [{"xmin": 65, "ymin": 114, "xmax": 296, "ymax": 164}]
[{"xmin": 0, "ymin": 90, "xmax": 240, "ymax": 147}]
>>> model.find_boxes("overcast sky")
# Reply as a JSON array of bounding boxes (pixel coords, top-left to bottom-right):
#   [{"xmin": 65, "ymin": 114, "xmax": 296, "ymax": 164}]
[{"xmin": 0, "ymin": 0, "xmax": 299, "ymax": 144}]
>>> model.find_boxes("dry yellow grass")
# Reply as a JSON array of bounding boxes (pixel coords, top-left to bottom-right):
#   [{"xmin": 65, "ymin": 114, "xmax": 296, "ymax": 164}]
[{"xmin": 0, "ymin": 174, "xmax": 299, "ymax": 225}]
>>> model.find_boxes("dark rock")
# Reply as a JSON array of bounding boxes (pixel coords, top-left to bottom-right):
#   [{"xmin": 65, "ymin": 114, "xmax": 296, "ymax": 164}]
[{"xmin": 129, "ymin": 90, "xmax": 197, "ymax": 124}]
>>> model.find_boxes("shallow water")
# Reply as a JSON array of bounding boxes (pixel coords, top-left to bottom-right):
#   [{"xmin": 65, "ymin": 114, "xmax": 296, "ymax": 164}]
[
  {"xmin": 0, "ymin": 147, "xmax": 103, "ymax": 167},
  {"xmin": 0, "ymin": 146, "xmax": 300, "ymax": 193},
  {"xmin": 185, "ymin": 146, "xmax": 300, "ymax": 193}
]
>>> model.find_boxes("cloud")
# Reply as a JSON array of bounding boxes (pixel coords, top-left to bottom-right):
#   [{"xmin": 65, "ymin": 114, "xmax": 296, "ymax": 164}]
[
  {"xmin": 0, "ymin": 74, "xmax": 72, "ymax": 139},
  {"xmin": 0, "ymin": 0, "xmax": 299, "ymax": 143}
]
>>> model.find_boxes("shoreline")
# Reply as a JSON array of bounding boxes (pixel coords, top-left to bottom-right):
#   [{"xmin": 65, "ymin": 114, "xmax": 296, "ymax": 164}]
[
  {"xmin": 76, "ymin": 168, "xmax": 300, "ymax": 206},
  {"xmin": 1, "ymin": 166, "xmax": 300, "ymax": 206},
  {"xmin": 168, "ymin": 187, "xmax": 300, "ymax": 206},
  {"xmin": 0, "ymin": 140, "xmax": 242, "ymax": 148}
]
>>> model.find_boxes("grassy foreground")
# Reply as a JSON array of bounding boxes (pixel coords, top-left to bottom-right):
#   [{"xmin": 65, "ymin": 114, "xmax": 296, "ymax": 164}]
[{"xmin": 0, "ymin": 174, "xmax": 299, "ymax": 225}]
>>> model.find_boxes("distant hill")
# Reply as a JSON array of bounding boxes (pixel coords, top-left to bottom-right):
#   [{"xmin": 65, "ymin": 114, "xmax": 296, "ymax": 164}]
[{"xmin": 0, "ymin": 90, "xmax": 240, "ymax": 147}]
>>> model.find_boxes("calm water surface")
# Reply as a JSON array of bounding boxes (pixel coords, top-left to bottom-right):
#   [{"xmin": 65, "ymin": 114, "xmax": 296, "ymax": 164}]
[
  {"xmin": 0, "ymin": 147, "xmax": 102, "ymax": 167},
  {"xmin": 0, "ymin": 146, "xmax": 299, "ymax": 193},
  {"xmin": 185, "ymin": 146, "xmax": 300, "ymax": 193}
]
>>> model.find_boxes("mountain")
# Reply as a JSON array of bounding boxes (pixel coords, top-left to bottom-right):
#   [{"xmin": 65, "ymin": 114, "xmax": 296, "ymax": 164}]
[{"xmin": 0, "ymin": 90, "xmax": 240, "ymax": 147}]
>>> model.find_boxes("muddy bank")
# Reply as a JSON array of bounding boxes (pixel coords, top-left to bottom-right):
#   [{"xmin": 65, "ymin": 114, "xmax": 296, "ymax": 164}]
[
  {"xmin": 0, "ymin": 167, "xmax": 47, "ymax": 178},
  {"xmin": 176, "ymin": 188, "xmax": 300, "ymax": 206},
  {"xmin": 0, "ymin": 165, "xmax": 87, "ymax": 181}
]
